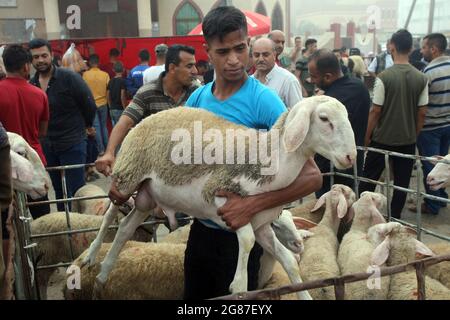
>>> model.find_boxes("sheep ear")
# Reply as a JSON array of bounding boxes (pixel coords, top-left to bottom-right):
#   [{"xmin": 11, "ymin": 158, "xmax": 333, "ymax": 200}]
[
  {"xmin": 283, "ymin": 102, "xmax": 313, "ymax": 153},
  {"xmin": 10, "ymin": 151, "xmax": 34, "ymax": 182},
  {"xmin": 337, "ymin": 193, "xmax": 348, "ymax": 219},
  {"xmin": 371, "ymin": 237, "xmax": 391, "ymax": 266},
  {"xmin": 293, "ymin": 217, "xmax": 317, "ymax": 230},
  {"xmin": 431, "ymin": 155, "xmax": 444, "ymax": 165},
  {"xmin": 415, "ymin": 240, "xmax": 435, "ymax": 257},
  {"xmin": 370, "ymin": 207, "xmax": 386, "ymax": 225},
  {"xmin": 298, "ymin": 229, "xmax": 314, "ymax": 240},
  {"xmin": 345, "ymin": 205, "xmax": 355, "ymax": 224},
  {"xmin": 312, "ymin": 192, "xmax": 329, "ymax": 212}
]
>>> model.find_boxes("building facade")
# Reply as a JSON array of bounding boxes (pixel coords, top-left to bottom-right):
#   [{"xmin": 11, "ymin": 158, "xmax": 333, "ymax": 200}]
[{"xmin": 0, "ymin": 0, "xmax": 289, "ymax": 43}]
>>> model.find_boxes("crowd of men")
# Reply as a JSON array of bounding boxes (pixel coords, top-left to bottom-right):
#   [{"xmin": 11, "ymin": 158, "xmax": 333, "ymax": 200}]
[{"xmin": 1, "ymin": 5, "xmax": 450, "ymax": 299}]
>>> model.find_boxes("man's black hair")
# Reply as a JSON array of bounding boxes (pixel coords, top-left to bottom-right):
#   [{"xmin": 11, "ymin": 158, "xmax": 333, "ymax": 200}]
[
  {"xmin": 390, "ymin": 29, "xmax": 413, "ymax": 55},
  {"xmin": 424, "ymin": 33, "xmax": 448, "ymax": 53},
  {"xmin": 109, "ymin": 48, "xmax": 120, "ymax": 57},
  {"xmin": 309, "ymin": 49, "xmax": 341, "ymax": 75},
  {"xmin": 305, "ymin": 38, "xmax": 317, "ymax": 48},
  {"xmin": 295, "ymin": 36, "xmax": 302, "ymax": 41},
  {"xmin": 196, "ymin": 60, "xmax": 209, "ymax": 69},
  {"xmin": 332, "ymin": 48, "xmax": 341, "ymax": 53},
  {"xmin": 29, "ymin": 38, "xmax": 52, "ymax": 53},
  {"xmin": 2, "ymin": 44, "xmax": 31, "ymax": 73},
  {"xmin": 202, "ymin": 6, "xmax": 248, "ymax": 43},
  {"xmin": 89, "ymin": 54, "xmax": 100, "ymax": 66},
  {"xmin": 165, "ymin": 44, "xmax": 195, "ymax": 72},
  {"xmin": 139, "ymin": 49, "xmax": 150, "ymax": 62},
  {"xmin": 113, "ymin": 61, "xmax": 124, "ymax": 73}
]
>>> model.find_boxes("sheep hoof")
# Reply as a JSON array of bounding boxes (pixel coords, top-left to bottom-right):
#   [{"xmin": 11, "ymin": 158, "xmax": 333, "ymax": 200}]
[
  {"xmin": 229, "ymin": 281, "xmax": 246, "ymax": 295},
  {"xmin": 92, "ymin": 277, "xmax": 106, "ymax": 300},
  {"xmin": 81, "ymin": 253, "xmax": 96, "ymax": 268}
]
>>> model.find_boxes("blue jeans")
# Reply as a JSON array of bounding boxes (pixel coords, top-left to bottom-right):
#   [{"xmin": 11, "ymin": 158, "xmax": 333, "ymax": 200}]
[
  {"xmin": 110, "ymin": 109, "xmax": 123, "ymax": 127},
  {"xmin": 42, "ymin": 140, "xmax": 87, "ymax": 212},
  {"xmin": 93, "ymin": 105, "xmax": 109, "ymax": 154},
  {"xmin": 417, "ymin": 126, "xmax": 450, "ymax": 214}
]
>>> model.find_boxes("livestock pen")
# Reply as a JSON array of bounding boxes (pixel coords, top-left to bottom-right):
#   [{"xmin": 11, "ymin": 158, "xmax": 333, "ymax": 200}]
[{"xmin": 7, "ymin": 146, "xmax": 450, "ymax": 300}]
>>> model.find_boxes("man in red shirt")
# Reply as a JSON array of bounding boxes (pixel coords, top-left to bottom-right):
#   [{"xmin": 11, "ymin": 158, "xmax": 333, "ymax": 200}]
[{"xmin": 0, "ymin": 44, "xmax": 50, "ymax": 217}]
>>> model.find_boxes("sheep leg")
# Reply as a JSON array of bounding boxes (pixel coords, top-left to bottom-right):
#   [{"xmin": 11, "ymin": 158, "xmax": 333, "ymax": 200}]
[
  {"xmin": 255, "ymin": 224, "xmax": 312, "ymax": 300},
  {"xmin": 258, "ymin": 250, "xmax": 276, "ymax": 289},
  {"xmin": 94, "ymin": 185, "xmax": 157, "ymax": 288},
  {"xmin": 229, "ymin": 223, "xmax": 255, "ymax": 294},
  {"xmin": 82, "ymin": 203, "xmax": 120, "ymax": 267}
]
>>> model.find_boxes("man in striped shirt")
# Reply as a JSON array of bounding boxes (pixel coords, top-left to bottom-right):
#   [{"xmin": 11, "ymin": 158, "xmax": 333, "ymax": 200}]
[{"xmin": 417, "ymin": 33, "xmax": 450, "ymax": 215}]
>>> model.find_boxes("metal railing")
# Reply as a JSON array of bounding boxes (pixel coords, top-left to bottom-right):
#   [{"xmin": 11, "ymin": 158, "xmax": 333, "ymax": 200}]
[{"xmin": 11, "ymin": 147, "xmax": 450, "ymax": 300}]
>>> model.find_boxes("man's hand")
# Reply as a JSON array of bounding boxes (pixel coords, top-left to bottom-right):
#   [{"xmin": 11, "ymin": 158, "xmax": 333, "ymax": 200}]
[
  {"xmin": 86, "ymin": 127, "xmax": 96, "ymax": 137},
  {"xmin": 215, "ymin": 190, "xmax": 256, "ymax": 231},
  {"xmin": 95, "ymin": 152, "xmax": 115, "ymax": 177}
]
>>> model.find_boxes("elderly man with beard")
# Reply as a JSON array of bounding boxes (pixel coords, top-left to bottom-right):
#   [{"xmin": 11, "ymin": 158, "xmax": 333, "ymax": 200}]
[{"xmin": 252, "ymin": 37, "xmax": 303, "ymax": 109}]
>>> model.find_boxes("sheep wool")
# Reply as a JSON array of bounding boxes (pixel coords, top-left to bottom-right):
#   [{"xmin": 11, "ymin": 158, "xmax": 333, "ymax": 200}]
[
  {"xmin": 113, "ymin": 107, "xmax": 286, "ymax": 202},
  {"xmin": 425, "ymin": 242, "xmax": 450, "ymax": 290}
]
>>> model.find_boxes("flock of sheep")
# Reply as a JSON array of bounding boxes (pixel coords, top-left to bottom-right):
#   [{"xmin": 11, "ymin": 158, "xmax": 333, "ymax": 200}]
[{"xmin": 6, "ymin": 96, "xmax": 450, "ymax": 300}]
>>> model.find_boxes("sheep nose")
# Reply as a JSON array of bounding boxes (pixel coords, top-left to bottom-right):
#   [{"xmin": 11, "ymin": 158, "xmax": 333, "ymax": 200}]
[{"xmin": 346, "ymin": 155, "xmax": 355, "ymax": 166}]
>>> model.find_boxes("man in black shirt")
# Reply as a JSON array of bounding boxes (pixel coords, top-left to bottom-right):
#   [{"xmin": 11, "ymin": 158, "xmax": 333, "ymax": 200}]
[
  {"xmin": 29, "ymin": 39, "xmax": 96, "ymax": 211},
  {"xmin": 308, "ymin": 49, "xmax": 371, "ymax": 196},
  {"xmin": 107, "ymin": 61, "xmax": 128, "ymax": 126}
]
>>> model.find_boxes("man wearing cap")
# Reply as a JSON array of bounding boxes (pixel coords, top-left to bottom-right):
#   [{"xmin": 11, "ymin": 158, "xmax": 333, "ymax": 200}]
[{"xmin": 143, "ymin": 44, "xmax": 168, "ymax": 85}]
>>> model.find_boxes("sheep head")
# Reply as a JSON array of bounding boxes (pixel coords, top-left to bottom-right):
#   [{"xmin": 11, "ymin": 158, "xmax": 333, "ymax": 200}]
[
  {"xmin": 371, "ymin": 224, "xmax": 435, "ymax": 266},
  {"xmin": 283, "ymin": 96, "xmax": 357, "ymax": 170},
  {"xmin": 348, "ymin": 192, "xmax": 387, "ymax": 228},
  {"xmin": 7, "ymin": 132, "xmax": 51, "ymax": 199},
  {"xmin": 312, "ymin": 184, "xmax": 356, "ymax": 221},
  {"xmin": 427, "ymin": 154, "xmax": 450, "ymax": 191},
  {"xmin": 273, "ymin": 210, "xmax": 314, "ymax": 254}
]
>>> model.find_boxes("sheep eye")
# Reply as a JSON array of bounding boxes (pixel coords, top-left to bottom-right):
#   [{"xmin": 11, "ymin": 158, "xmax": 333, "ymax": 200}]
[{"xmin": 319, "ymin": 115, "xmax": 329, "ymax": 122}]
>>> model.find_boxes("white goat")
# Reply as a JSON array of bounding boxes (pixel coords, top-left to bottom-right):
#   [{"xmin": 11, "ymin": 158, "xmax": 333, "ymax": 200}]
[
  {"xmin": 427, "ymin": 154, "xmax": 450, "ymax": 191},
  {"xmin": 7, "ymin": 132, "xmax": 51, "ymax": 199},
  {"xmin": 83, "ymin": 96, "xmax": 357, "ymax": 299}
]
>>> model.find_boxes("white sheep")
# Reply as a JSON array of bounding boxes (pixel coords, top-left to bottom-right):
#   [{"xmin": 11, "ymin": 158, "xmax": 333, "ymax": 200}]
[
  {"xmin": 31, "ymin": 211, "xmax": 153, "ymax": 299},
  {"xmin": 424, "ymin": 242, "xmax": 450, "ymax": 290},
  {"xmin": 7, "ymin": 132, "xmax": 51, "ymax": 199},
  {"xmin": 83, "ymin": 96, "xmax": 357, "ymax": 299},
  {"xmin": 296, "ymin": 184, "xmax": 356, "ymax": 300},
  {"xmin": 427, "ymin": 154, "xmax": 450, "ymax": 191},
  {"xmin": 337, "ymin": 192, "xmax": 388, "ymax": 300},
  {"xmin": 371, "ymin": 223, "xmax": 450, "ymax": 300}
]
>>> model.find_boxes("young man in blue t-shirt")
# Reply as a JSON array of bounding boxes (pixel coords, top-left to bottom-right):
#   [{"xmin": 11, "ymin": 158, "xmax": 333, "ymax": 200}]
[
  {"xmin": 126, "ymin": 49, "xmax": 150, "ymax": 97},
  {"xmin": 183, "ymin": 6, "xmax": 323, "ymax": 300}
]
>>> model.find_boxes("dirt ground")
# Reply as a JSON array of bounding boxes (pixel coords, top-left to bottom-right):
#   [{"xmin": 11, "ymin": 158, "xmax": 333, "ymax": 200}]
[{"xmin": 43, "ymin": 166, "xmax": 450, "ymax": 300}]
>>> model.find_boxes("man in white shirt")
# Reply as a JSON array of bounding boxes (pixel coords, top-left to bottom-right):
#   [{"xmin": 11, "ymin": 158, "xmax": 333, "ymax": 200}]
[
  {"xmin": 252, "ymin": 38, "xmax": 303, "ymax": 109},
  {"xmin": 143, "ymin": 44, "xmax": 168, "ymax": 85},
  {"xmin": 368, "ymin": 41, "xmax": 394, "ymax": 77}
]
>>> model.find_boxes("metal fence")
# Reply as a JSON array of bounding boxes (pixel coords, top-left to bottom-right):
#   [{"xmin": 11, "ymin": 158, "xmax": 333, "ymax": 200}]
[{"xmin": 9, "ymin": 147, "xmax": 450, "ymax": 300}]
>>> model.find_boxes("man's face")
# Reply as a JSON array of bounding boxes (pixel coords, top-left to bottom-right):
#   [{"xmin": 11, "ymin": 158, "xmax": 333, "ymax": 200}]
[
  {"xmin": 173, "ymin": 51, "xmax": 198, "ymax": 86},
  {"xmin": 307, "ymin": 42, "xmax": 318, "ymax": 54},
  {"xmin": 421, "ymin": 39, "xmax": 433, "ymax": 63},
  {"xmin": 271, "ymin": 33, "xmax": 285, "ymax": 56},
  {"xmin": 30, "ymin": 46, "xmax": 53, "ymax": 74},
  {"xmin": 253, "ymin": 40, "xmax": 276, "ymax": 74},
  {"xmin": 205, "ymin": 29, "xmax": 249, "ymax": 83},
  {"xmin": 295, "ymin": 38, "xmax": 302, "ymax": 49},
  {"xmin": 308, "ymin": 60, "xmax": 332, "ymax": 90}
]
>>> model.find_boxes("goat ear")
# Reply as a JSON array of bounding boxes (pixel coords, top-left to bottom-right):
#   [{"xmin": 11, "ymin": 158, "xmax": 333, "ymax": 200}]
[
  {"xmin": 293, "ymin": 217, "xmax": 317, "ymax": 230},
  {"xmin": 337, "ymin": 193, "xmax": 348, "ymax": 219},
  {"xmin": 414, "ymin": 239, "xmax": 435, "ymax": 257},
  {"xmin": 371, "ymin": 237, "xmax": 391, "ymax": 266},
  {"xmin": 283, "ymin": 101, "xmax": 314, "ymax": 153},
  {"xmin": 312, "ymin": 192, "xmax": 328, "ymax": 212}
]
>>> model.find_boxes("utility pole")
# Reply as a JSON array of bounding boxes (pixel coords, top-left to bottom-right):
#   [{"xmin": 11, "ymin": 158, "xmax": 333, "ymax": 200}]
[
  {"xmin": 428, "ymin": 0, "xmax": 436, "ymax": 34},
  {"xmin": 404, "ymin": 0, "xmax": 417, "ymax": 29}
]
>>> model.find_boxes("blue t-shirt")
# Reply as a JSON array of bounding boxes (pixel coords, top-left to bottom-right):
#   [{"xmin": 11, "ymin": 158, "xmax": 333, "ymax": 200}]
[
  {"xmin": 185, "ymin": 76, "xmax": 287, "ymax": 229},
  {"xmin": 126, "ymin": 65, "xmax": 150, "ymax": 97},
  {"xmin": 185, "ymin": 76, "xmax": 286, "ymax": 130}
]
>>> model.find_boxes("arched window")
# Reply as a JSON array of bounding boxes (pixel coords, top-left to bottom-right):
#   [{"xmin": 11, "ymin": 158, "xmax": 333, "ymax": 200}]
[
  {"xmin": 271, "ymin": 2, "xmax": 283, "ymax": 31},
  {"xmin": 174, "ymin": 1, "xmax": 202, "ymax": 35},
  {"xmin": 255, "ymin": 1, "xmax": 267, "ymax": 16}
]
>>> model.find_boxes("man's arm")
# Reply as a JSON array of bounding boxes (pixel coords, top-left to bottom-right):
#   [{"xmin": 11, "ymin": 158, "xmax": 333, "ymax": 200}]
[
  {"xmin": 71, "ymin": 73, "xmax": 97, "ymax": 128},
  {"xmin": 107, "ymin": 89, "xmax": 112, "ymax": 108},
  {"xmin": 95, "ymin": 114, "xmax": 135, "ymax": 176},
  {"xmin": 216, "ymin": 158, "xmax": 323, "ymax": 230},
  {"xmin": 38, "ymin": 121, "xmax": 48, "ymax": 138},
  {"xmin": 416, "ymin": 106, "xmax": 428, "ymax": 136},
  {"xmin": 121, "ymin": 89, "xmax": 128, "ymax": 109},
  {"xmin": 364, "ymin": 104, "xmax": 382, "ymax": 147}
]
